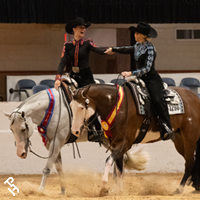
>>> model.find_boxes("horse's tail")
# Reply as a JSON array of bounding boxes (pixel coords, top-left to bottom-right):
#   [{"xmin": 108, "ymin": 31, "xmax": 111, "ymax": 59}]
[
  {"xmin": 190, "ymin": 137, "xmax": 200, "ymax": 190},
  {"xmin": 124, "ymin": 146, "xmax": 149, "ymax": 171}
]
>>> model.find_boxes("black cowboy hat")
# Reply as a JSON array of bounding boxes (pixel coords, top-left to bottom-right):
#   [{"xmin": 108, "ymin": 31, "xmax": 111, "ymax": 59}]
[
  {"xmin": 65, "ymin": 17, "xmax": 91, "ymax": 34},
  {"xmin": 129, "ymin": 22, "xmax": 157, "ymax": 38}
]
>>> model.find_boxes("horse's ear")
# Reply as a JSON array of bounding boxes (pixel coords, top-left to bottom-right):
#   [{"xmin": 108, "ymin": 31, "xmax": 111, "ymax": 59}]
[
  {"xmin": 72, "ymin": 88, "xmax": 78, "ymax": 98},
  {"xmin": 82, "ymin": 86, "xmax": 90, "ymax": 99},
  {"xmin": 21, "ymin": 111, "xmax": 25, "ymax": 118},
  {"xmin": 2, "ymin": 110, "xmax": 11, "ymax": 119}
]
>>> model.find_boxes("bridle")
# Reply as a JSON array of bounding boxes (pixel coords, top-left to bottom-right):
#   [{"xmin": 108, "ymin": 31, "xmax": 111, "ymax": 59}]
[
  {"xmin": 11, "ymin": 111, "xmax": 32, "ymax": 153},
  {"xmin": 77, "ymin": 85, "xmax": 120, "ymax": 134},
  {"xmin": 10, "ymin": 88, "xmax": 62, "ymax": 159},
  {"xmin": 80, "ymin": 89, "xmax": 97, "ymax": 132},
  {"xmin": 77, "ymin": 74, "xmax": 129, "ymax": 153}
]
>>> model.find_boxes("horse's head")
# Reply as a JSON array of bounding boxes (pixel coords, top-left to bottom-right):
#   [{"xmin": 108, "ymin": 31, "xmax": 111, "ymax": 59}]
[
  {"xmin": 4, "ymin": 110, "xmax": 35, "ymax": 159},
  {"xmin": 70, "ymin": 86, "xmax": 95, "ymax": 137}
]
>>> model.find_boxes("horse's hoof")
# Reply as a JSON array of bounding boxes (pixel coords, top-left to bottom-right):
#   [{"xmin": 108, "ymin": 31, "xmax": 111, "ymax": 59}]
[
  {"xmin": 174, "ymin": 186, "xmax": 183, "ymax": 194},
  {"xmin": 174, "ymin": 189, "xmax": 180, "ymax": 194},
  {"xmin": 60, "ymin": 187, "xmax": 65, "ymax": 195},
  {"xmin": 39, "ymin": 186, "xmax": 45, "ymax": 191},
  {"xmin": 99, "ymin": 188, "xmax": 109, "ymax": 197},
  {"xmin": 192, "ymin": 190, "xmax": 200, "ymax": 194}
]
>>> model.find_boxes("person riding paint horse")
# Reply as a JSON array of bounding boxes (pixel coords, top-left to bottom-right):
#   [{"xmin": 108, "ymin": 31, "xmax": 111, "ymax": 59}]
[
  {"xmin": 54, "ymin": 17, "xmax": 105, "ymax": 142},
  {"xmin": 105, "ymin": 22, "xmax": 173, "ymax": 140}
]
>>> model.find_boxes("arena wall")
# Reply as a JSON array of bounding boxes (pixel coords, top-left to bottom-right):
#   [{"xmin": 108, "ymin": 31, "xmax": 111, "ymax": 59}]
[
  {"xmin": 0, "ymin": 102, "xmax": 185, "ymax": 175},
  {"xmin": 6, "ymin": 72, "xmax": 200, "ymax": 101}
]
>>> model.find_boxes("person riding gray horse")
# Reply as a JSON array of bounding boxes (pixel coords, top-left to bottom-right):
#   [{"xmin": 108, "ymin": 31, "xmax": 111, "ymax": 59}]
[{"xmin": 54, "ymin": 17, "xmax": 106, "ymax": 142}]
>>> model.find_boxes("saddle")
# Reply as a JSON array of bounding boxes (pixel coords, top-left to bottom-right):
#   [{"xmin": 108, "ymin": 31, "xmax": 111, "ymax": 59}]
[
  {"xmin": 126, "ymin": 76, "xmax": 184, "ymax": 116},
  {"xmin": 126, "ymin": 76, "xmax": 184, "ymax": 144},
  {"xmin": 60, "ymin": 77, "xmax": 78, "ymax": 104},
  {"xmin": 60, "ymin": 77, "xmax": 79, "ymax": 144}
]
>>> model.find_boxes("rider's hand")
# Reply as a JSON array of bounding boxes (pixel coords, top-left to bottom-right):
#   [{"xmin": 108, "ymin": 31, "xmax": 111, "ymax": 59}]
[
  {"xmin": 104, "ymin": 48, "xmax": 115, "ymax": 55},
  {"xmin": 121, "ymin": 71, "xmax": 132, "ymax": 78},
  {"xmin": 54, "ymin": 80, "xmax": 61, "ymax": 90}
]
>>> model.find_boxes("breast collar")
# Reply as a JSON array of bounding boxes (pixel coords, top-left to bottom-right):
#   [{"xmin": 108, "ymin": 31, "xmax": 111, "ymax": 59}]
[{"xmin": 101, "ymin": 85, "xmax": 124, "ymax": 139}]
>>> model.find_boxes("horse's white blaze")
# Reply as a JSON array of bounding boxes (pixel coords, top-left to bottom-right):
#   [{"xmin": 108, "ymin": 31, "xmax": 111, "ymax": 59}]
[
  {"xmin": 70, "ymin": 101, "xmax": 86, "ymax": 136},
  {"xmin": 10, "ymin": 117, "xmax": 29, "ymax": 158},
  {"xmin": 70, "ymin": 100, "xmax": 95, "ymax": 136},
  {"xmin": 15, "ymin": 140, "xmax": 26, "ymax": 158}
]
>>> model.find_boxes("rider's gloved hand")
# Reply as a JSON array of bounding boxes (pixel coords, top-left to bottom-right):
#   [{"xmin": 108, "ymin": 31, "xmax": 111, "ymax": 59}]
[{"xmin": 54, "ymin": 80, "xmax": 61, "ymax": 90}]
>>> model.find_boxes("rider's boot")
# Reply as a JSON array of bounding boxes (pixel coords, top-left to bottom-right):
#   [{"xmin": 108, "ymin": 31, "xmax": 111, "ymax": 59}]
[
  {"xmin": 160, "ymin": 123, "xmax": 173, "ymax": 140},
  {"xmin": 88, "ymin": 125, "xmax": 99, "ymax": 142}
]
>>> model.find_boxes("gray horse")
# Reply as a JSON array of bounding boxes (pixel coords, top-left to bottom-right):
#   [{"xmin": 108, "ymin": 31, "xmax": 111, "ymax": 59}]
[{"xmin": 4, "ymin": 86, "xmax": 148, "ymax": 194}]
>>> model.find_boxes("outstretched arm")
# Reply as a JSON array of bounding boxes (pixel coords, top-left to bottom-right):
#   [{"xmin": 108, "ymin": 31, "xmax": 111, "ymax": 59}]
[
  {"xmin": 89, "ymin": 39, "xmax": 105, "ymax": 54},
  {"xmin": 104, "ymin": 48, "xmax": 115, "ymax": 55},
  {"xmin": 112, "ymin": 46, "xmax": 134, "ymax": 54}
]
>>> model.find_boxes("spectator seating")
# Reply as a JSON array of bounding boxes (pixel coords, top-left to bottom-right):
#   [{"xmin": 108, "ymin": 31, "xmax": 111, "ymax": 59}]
[
  {"xmin": 180, "ymin": 77, "xmax": 200, "ymax": 96},
  {"xmin": 32, "ymin": 85, "xmax": 50, "ymax": 94},
  {"xmin": 162, "ymin": 77, "xmax": 176, "ymax": 86},
  {"xmin": 39, "ymin": 79, "xmax": 55, "ymax": 88},
  {"xmin": 17, "ymin": 79, "xmax": 36, "ymax": 101},
  {"xmin": 94, "ymin": 78, "xmax": 105, "ymax": 84},
  {"xmin": 110, "ymin": 78, "xmax": 126, "ymax": 86}
]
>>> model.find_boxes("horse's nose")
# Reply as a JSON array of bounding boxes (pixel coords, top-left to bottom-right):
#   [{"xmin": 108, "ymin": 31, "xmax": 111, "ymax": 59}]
[
  {"xmin": 20, "ymin": 152, "xmax": 27, "ymax": 159},
  {"xmin": 71, "ymin": 128, "xmax": 80, "ymax": 137}
]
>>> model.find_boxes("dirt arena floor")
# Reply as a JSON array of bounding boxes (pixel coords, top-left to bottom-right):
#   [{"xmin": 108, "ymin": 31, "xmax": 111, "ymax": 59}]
[{"xmin": 1, "ymin": 172, "xmax": 200, "ymax": 200}]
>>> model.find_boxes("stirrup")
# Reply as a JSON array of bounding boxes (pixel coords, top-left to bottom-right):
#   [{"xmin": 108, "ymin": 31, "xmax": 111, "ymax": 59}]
[
  {"xmin": 161, "ymin": 123, "xmax": 173, "ymax": 140},
  {"xmin": 162, "ymin": 132, "xmax": 172, "ymax": 140}
]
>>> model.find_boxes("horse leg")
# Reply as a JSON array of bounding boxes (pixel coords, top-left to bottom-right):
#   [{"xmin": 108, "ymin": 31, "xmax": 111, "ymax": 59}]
[
  {"xmin": 190, "ymin": 137, "xmax": 200, "ymax": 191},
  {"xmin": 174, "ymin": 136, "xmax": 196, "ymax": 194},
  {"xmin": 100, "ymin": 153, "xmax": 125, "ymax": 196},
  {"xmin": 55, "ymin": 152, "xmax": 65, "ymax": 195},
  {"xmin": 114, "ymin": 155, "xmax": 124, "ymax": 193},
  {"xmin": 39, "ymin": 140, "xmax": 62, "ymax": 192},
  {"xmin": 100, "ymin": 155, "xmax": 114, "ymax": 196}
]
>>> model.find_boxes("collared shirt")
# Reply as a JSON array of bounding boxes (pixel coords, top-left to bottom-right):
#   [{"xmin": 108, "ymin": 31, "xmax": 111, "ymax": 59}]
[
  {"xmin": 112, "ymin": 41, "xmax": 157, "ymax": 78},
  {"xmin": 57, "ymin": 38, "xmax": 105, "ymax": 75}
]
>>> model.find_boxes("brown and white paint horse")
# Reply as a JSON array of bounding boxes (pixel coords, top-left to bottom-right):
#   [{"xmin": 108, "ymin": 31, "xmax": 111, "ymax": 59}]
[{"xmin": 70, "ymin": 82, "xmax": 200, "ymax": 195}]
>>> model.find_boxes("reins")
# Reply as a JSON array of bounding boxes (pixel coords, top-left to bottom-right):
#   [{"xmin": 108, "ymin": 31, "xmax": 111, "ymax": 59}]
[
  {"xmin": 12, "ymin": 86, "xmax": 81, "ymax": 160},
  {"xmin": 79, "ymin": 74, "xmax": 129, "ymax": 154},
  {"xmin": 60, "ymin": 87, "xmax": 81, "ymax": 159},
  {"xmin": 81, "ymin": 82, "xmax": 120, "ymax": 134}
]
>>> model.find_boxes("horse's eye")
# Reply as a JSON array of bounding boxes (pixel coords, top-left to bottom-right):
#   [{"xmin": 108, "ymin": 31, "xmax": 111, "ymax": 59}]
[{"xmin": 21, "ymin": 129, "xmax": 26, "ymax": 132}]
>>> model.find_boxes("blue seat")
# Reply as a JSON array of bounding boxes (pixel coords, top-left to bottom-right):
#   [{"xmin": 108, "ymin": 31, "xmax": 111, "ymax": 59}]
[
  {"xmin": 39, "ymin": 79, "xmax": 55, "ymax": 88},
  {"xmin": 110, "ymin": 78, "xmax": 126, "ymax": 86},
  {"xmin": 162, "ymin": 77, "xmax": 176, "ymax": 86},
  {"xmin": 17, "ymin": 79, "xmax": 36, "ymax": 100},
  {"xmin": 32, "ymin": 85, "xmax": 50, "ymax": 94},
  {"xmin": 95, "ymin": 78, "xmax": 105, "ymax": 84},
  {"xmin": 180, "ymin": 77, "xmax": 200, "ymax": 95},
  {"xmin": 18, "ymin": 79, "xmax": 36, "ymax": 90}
]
